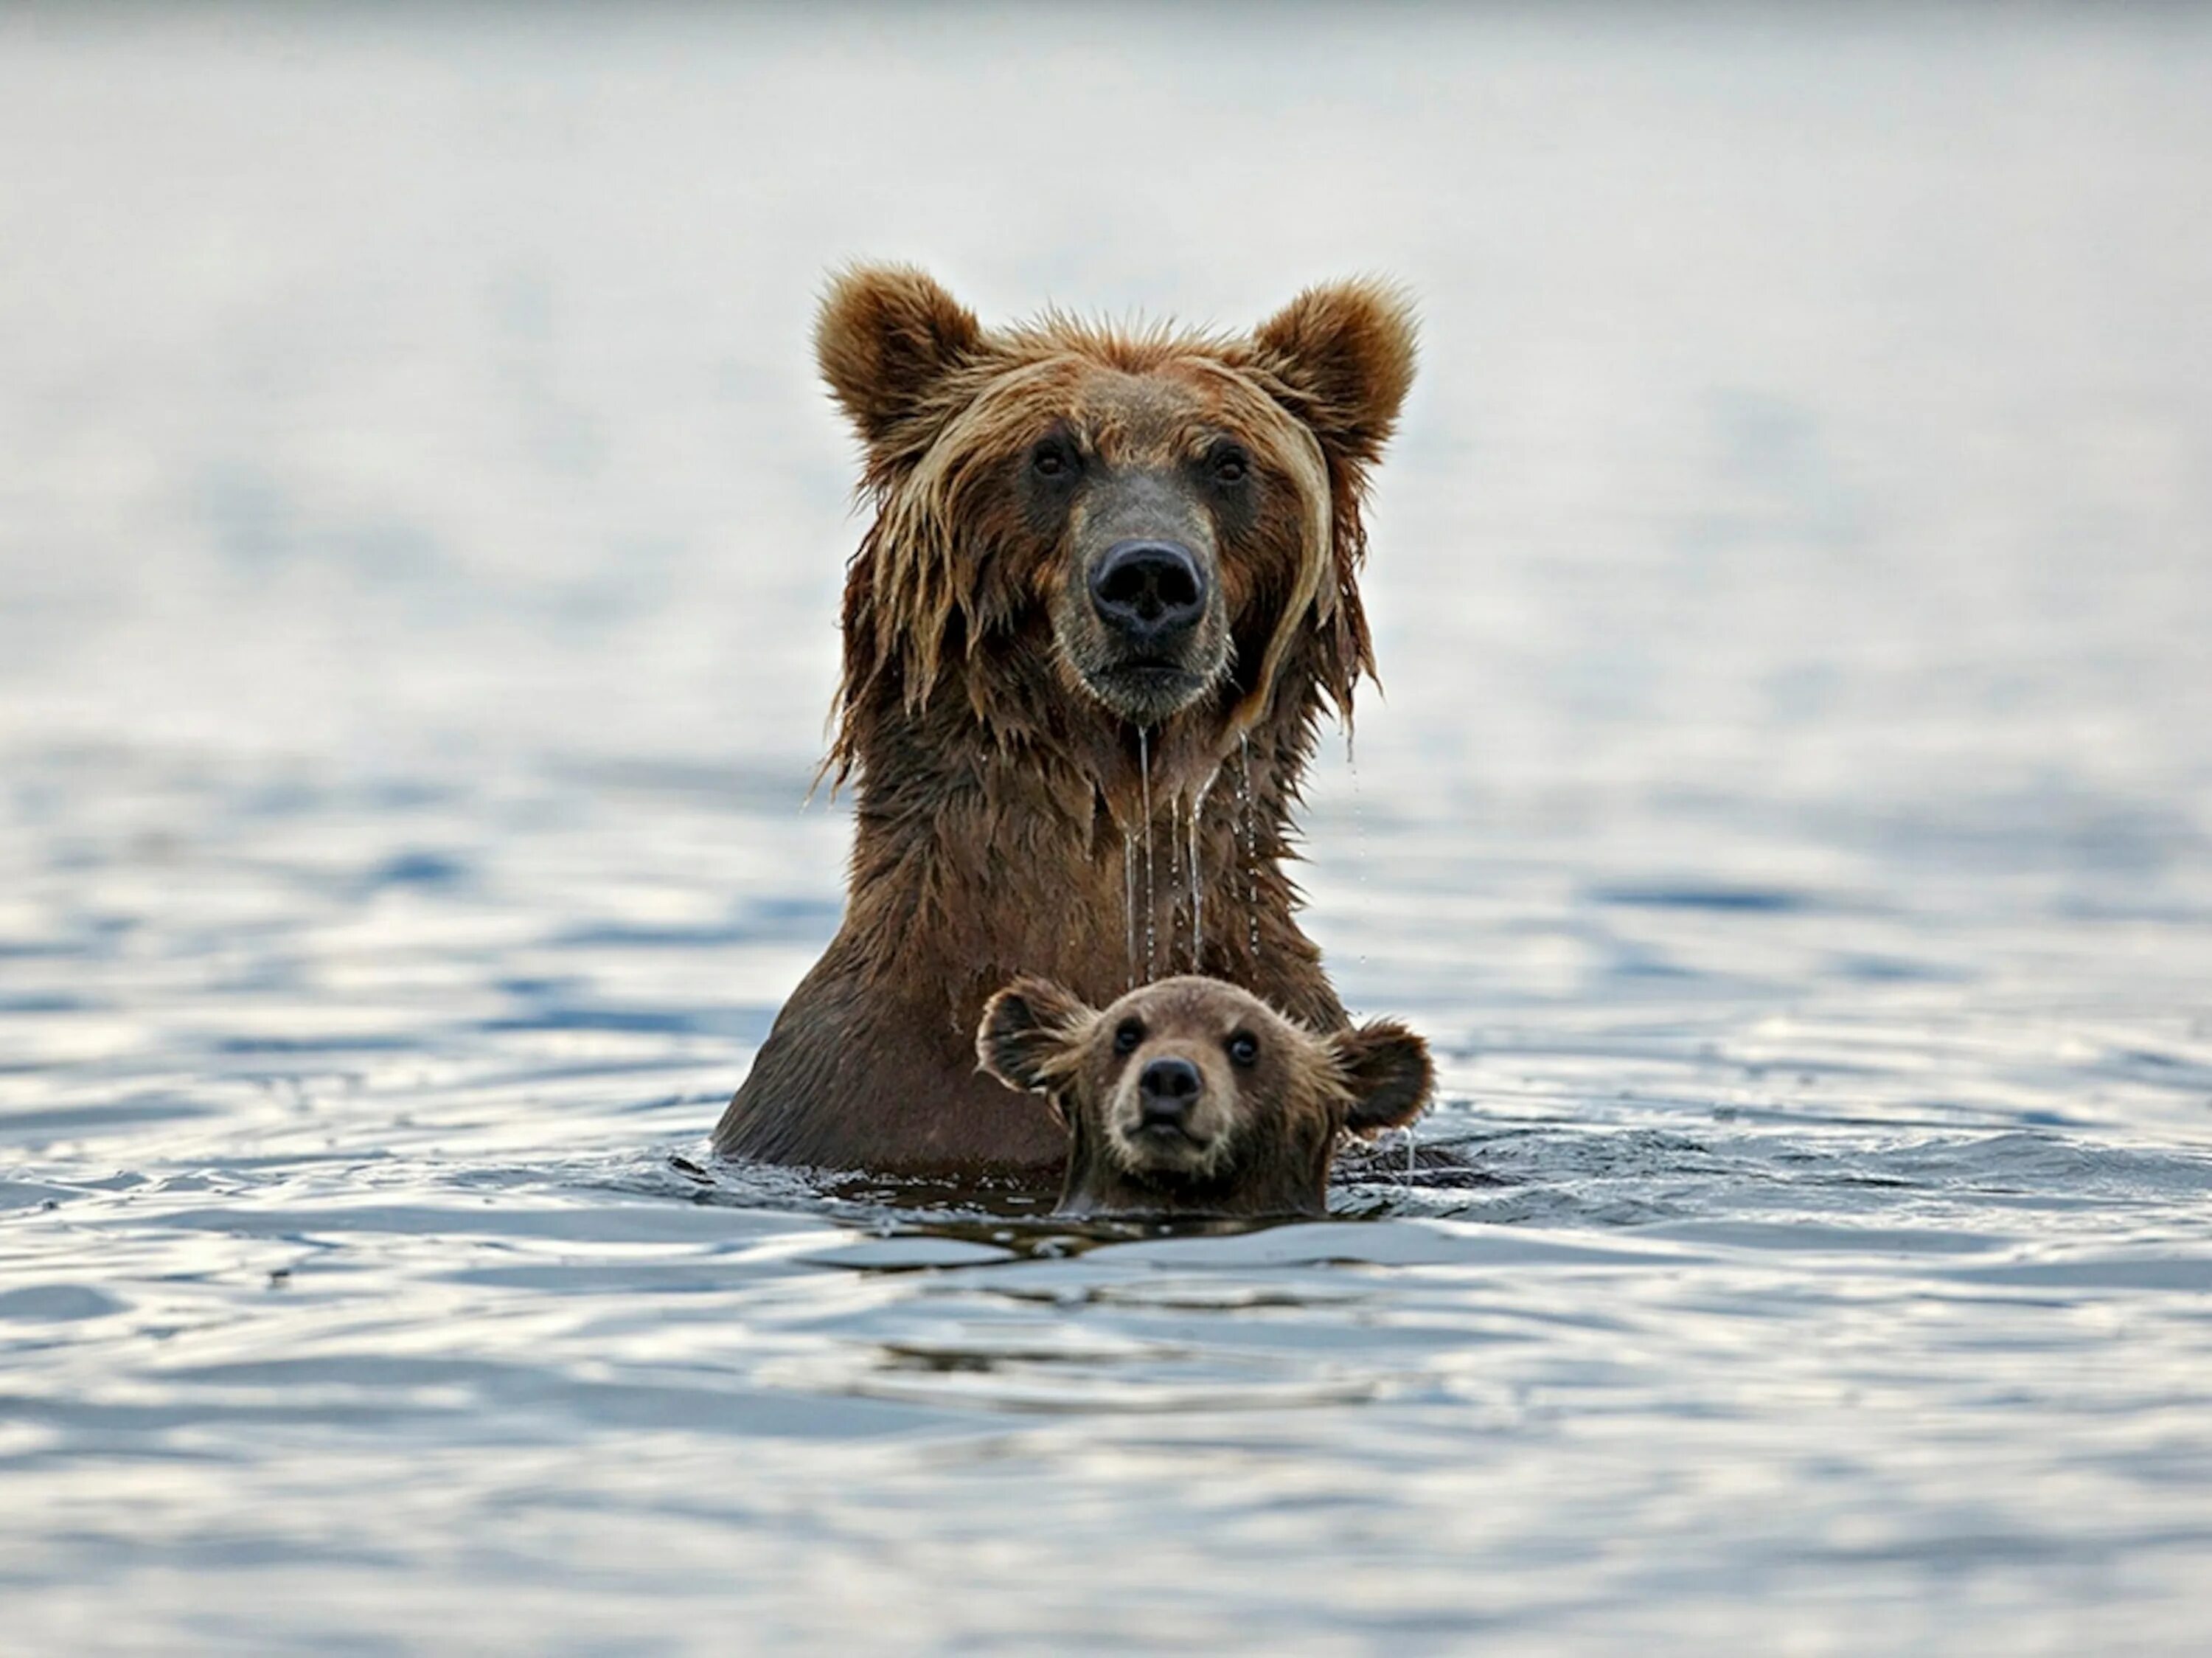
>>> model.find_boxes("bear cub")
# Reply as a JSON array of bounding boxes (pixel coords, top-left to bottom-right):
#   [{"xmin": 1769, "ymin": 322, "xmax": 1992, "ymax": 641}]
[{"xmin": 977, "ymin": 974, "xmax": 1432, "ymax": 1219}]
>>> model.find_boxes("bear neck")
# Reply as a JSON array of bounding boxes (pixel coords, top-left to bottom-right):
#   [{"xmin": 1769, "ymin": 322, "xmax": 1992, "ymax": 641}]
[
  {"xmin": 712, "ymin": 634, "xmax": 1355, "ymax": 1175},
  {"xmin": 838, "ymin": 656, "xmax": 1348, "ymax": 1033}
]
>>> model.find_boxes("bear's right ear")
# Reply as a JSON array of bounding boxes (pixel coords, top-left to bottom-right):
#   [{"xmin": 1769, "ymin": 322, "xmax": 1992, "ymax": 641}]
[
  {"xmin": 976, "ymin": 977, "xmax": 1093, "ymax": 1095},
  {"xmin": 815, "ymin": 264, "xmax": 984, "ymax": 455}
]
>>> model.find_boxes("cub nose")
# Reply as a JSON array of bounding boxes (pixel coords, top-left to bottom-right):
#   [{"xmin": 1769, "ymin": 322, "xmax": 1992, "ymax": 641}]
[
  {"xmin": 1137, "ymin": 1055, "xmax": 1203, "ymax": 1128},
  {"xmin": 1089, "ymin": 540, "xmax": 1208, "ymax": 651}
]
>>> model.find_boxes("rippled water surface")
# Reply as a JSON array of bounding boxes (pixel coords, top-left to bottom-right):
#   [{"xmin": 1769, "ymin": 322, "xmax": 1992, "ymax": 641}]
[{"xmin": 5, "ymin": 5, "xmax": 2212, "ymax": 1652}]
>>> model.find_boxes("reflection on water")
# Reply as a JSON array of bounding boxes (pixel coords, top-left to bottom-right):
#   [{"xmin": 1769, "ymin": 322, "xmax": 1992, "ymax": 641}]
[{"xmin": 4, "ymin": 3, "xmax": 2212, "ymax": 1651}]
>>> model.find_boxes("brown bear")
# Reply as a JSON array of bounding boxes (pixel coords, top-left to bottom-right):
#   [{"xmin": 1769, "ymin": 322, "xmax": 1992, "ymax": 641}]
[
  {"xmin": 713, "ymin": 265, "xmax": 1417, "ymax": 1173},
  {"xmin": 976, "ymin": 974, "xmax": 1432, "ymax": 1218}
]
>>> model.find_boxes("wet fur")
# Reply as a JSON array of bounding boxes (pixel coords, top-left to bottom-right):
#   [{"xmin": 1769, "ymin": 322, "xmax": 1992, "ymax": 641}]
[
  {"xmin": 714, "ymin": 266, "xmax": 1416, "ymax": 1173},
  {"xmin": 978, "ymin": 975, "xmax": 1433, "ymax": 1218}
]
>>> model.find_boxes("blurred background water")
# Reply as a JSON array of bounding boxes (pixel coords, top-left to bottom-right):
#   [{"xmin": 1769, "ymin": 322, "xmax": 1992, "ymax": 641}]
[{"xmin": 4, "ymin": 3, "xmax": 2212, "ymax": 1651}]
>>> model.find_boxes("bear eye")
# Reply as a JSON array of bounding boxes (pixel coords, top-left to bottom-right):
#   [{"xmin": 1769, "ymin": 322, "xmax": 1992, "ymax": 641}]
[
  {"xmin": 1207, "ymin": 443, "xmax": 1250, "ymax": 487},
  {"xmin": 1227, "ymin": 1031, "xmax": 1259, "ymax": 1069},
  {"xmin": 1031, "ymin": 438, "xmax": 1080, "ymax": 481},
  {"xmin": 1113, "ymin": 1018, "xmax": 1145, "ymax": 1056}
]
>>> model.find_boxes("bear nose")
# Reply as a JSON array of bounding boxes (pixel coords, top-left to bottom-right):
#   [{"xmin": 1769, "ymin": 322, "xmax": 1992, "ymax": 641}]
[
  {"xmin": 1090, "ymin": 540, "xmax": 1208, "ymax": 651},
  {"xmin": 1137, "ymin": 1055, "xmax": 1203, "ymax": 1128}
]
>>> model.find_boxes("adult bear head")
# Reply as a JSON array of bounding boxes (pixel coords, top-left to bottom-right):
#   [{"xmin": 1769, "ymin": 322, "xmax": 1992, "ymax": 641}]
[{"xmin": 813, "ymin": 265, "xmax": 1417, "ymax": 763}]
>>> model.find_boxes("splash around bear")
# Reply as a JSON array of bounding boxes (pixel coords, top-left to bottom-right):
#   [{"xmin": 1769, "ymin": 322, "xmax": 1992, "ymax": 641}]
[
  {"xmin": 978, "ymin": 975, "xmax": 1432, "ymax": 1218},
  {"xmin": 713, "ymin": 266, "xmax": 1417, "ymax": 1173}
]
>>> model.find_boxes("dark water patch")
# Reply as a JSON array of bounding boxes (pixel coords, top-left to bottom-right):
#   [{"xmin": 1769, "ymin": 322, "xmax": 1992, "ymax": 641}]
[
  {"xmin": 0, "ymin": 940, "xmax": 81, "ymax": 960},
  {"xmin": 0, "ymin": 1097, "xmax": 220, "ymax": 1142},
  {"xmin": 1593, "ymin": 883, "xmax": 1815, "ymax": 913},
  {"xmin": 0, "ymin": 1179, "xmax": 79, "ymax": 1210},
  {"xmin": 0, "ymin": 1286, "xmax": 126, "ymax": 1322},
  {"xmin": 2092, "ymin": 1045, "xmax": 2212, "ymax": 1094},
  {"xmin": 1829, "ymin": 952, "xmax": 1970, "ymax": 984},
  {"xmin": 480, "ymin": 1005, "xmax": 769, "ymax": 1040},
  {"xmin": 1601, "ymin": 943, "xmax": 1702, "ymax": 980},
  {"xmin": 364, "ymin": 779, "xmax": 459, "ymax": 812},
  {"xmin": 2051, "ymin": 895, "xmax": 2212, "ymax": 925},
  {"xmin": 213, "ymin": 1036, "xmax": 422, "ymax": 1055},
  {"xmin": 359, "ymin": 851, "xmax": 473, "ymax": 893},
  {"xmin": 496, "ymin": 975, "xmax": 582, "ymax": 998},
  {"xmin": 1940, "ymin": 1254, "xmax": 2212, "ymax": 1292},
  {"xmin": 0, "ymin": 993, "xmax": 92, "ymax": 1014}
]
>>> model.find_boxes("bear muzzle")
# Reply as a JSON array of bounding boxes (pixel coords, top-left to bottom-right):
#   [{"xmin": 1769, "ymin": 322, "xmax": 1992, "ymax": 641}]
[
  {"xmin": 1060, "ymin": 469, "xmax": 1228, "ymax": 724},
  {"xmin": 1112, "ymin": 1051, "xmax": 1228, "ymax": 1171},
  {"xmin": 1090, "ymin": 540, "xmax": 1209, "ymax": 653}
]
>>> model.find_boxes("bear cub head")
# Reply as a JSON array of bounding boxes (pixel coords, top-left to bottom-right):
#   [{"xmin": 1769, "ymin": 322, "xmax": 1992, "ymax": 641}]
[{"xmin": 977, "ymin": 974, "xmax": 1432, "ymax": 1219}]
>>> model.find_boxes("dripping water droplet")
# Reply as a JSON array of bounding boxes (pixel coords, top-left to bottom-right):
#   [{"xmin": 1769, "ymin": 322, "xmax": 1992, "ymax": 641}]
[
  {"xmin": 1164, "ymin": 772, "xmax": 1182, "ymax": 970},
  {"xmin": 1123, "ymin": 830, "xmax": 1138, "ymax": 991},
  {"xmin": 1239, "ymin": 732, "xmax": 1260, "ymax": 957},
  {"xmin": 1139, "ymin": 727, "xmax": 1157, "ymax": 982},
  {"xmin": 1187, "ymin": 793, "xmax": 1204, "ymax": 971}
]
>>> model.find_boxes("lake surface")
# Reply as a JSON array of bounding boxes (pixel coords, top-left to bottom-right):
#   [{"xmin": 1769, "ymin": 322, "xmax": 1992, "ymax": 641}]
[{"xmin": 4, "ymin": 4, "xmax": 2211, "ymax": 1651}]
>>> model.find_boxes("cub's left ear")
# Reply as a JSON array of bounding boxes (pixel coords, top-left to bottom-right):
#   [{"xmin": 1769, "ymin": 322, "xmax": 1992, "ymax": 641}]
[
  {"xmin": 1331, "ymin": 1019, "xmax": 1433, "ymax": 1135},
  {"xmin": 1251, "ymin": 279, "xmax": 1418, "ymax": 468},
  {"xmin": 976, "ymin": 977, "xmax": 1093, "ymax": 1095}
]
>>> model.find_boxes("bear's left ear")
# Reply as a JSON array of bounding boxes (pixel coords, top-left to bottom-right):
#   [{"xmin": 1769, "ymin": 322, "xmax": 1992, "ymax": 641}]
[
  {"xmin": 1330, "ymin": 1019, "xmax": 1433, "ymax": 1135},
  {"xmin": 1251, "ymin": 280, "xmax": 1418, "ymax": 469},
  {"xmin": 815, "ymin": 263, "xmax": 986, "ymax": 456},
  {"xmin": 976, "ymin": 977, "xmax": 1094, "ymax": 1095}
]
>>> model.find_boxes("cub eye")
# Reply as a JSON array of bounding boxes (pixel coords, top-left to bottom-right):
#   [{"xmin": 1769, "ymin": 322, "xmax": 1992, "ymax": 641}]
[
  {"xmin": 1207, "ymin": 444, "xmax": 1250, "ymax": 487},
  {"xmin": 1032, "ymin": 439, "xmax": 1079, "ymax": 481},
  {"xmin": 1227, "ymin": 1031, "xmax": 1259, "ymax": 1069},
  {"xmin": 1113, "ymin": 1019, "xmax": 1145, "ymax": 1056}
]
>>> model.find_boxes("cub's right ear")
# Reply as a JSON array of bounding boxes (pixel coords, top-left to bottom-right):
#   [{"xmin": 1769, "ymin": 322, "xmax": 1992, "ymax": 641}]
[
  {"xmin": 976, "ymin": 977, "xmax": 1093, "ymax": 1095},
  {"xmin": 815, "ymin": 263, "xmax": 984, "ymax": 456},
  {"xmin": 1332, "ymin": 1019, "xmax": 1434, "ymax": 1136}
]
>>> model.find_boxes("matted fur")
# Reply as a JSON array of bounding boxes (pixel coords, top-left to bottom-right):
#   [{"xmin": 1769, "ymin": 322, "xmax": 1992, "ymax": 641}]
[{"xmin": 714, "ymin": 266, "xmax": 1417, "ymax": 1173}]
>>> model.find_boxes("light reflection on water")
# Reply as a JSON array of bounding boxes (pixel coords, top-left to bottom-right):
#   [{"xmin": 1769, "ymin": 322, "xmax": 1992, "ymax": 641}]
[{"xmin": 4, "ymin": 4, "xmax": 2212, "ymax": 1651}]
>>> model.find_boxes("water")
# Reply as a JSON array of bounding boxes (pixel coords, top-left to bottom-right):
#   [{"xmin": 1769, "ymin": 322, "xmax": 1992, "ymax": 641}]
[{"xmin": 5, "ymin": 4, "xmax": 2212, "ymax": 1651}]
